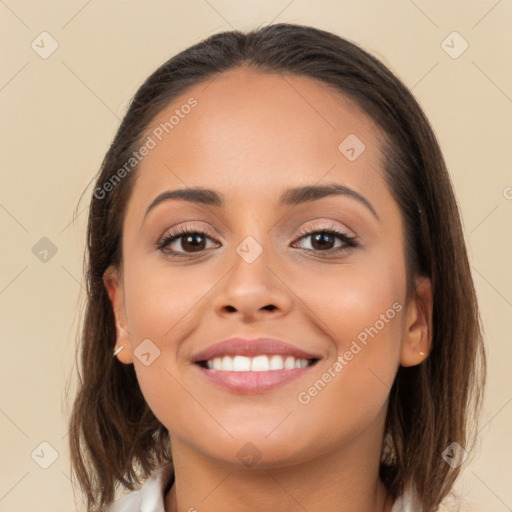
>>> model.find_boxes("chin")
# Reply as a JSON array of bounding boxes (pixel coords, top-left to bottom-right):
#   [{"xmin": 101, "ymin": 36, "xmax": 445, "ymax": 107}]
[{"xmin": 192, "ymin": 425, "xmax": 319, "ymax": 468}]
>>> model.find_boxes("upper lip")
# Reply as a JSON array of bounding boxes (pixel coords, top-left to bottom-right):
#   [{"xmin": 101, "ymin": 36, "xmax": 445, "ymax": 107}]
[{"xmin": 191, "ymin": 337, "xmax": 322, "ymax": 363}]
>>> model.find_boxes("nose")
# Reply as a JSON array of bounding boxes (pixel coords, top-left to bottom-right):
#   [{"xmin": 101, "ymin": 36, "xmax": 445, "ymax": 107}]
[{"xmin": 212, "ymin": 239, "xmax": 293, "ymax": 322}]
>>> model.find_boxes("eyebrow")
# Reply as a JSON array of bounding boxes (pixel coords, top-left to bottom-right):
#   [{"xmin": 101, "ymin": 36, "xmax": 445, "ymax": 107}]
[{"xmin": 143, "ymin": 182, "xmax": 379, "ymax": 221}]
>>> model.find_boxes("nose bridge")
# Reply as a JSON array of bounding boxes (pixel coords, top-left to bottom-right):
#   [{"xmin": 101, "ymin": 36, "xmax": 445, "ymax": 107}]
[
  {"xmin": 229, "ymin": 204, "xmax": 273, "ymax": 268},
  {"xmin": 212, "ymin": 225, "xmax": 292, "ymax": 319},
  {"xmin": 230, "ymin": 231, "xmax": 273, "ymax": 295}
]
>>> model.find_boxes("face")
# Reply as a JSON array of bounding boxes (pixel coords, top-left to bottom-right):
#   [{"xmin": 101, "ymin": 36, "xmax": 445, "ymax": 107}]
[{"xmin": 104, "ymin": 67, "xmax": 431, "ymax": 469}]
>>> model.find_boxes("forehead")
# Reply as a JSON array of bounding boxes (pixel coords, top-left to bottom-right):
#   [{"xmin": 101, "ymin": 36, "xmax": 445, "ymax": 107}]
[{"xmin": 129, "ymin": 66, "xmax": 387, "ymax": 216}]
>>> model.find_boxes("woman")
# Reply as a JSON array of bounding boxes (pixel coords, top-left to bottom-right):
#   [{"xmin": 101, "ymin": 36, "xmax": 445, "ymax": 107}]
[{"xmin": 69, "ymin": 23, "xmax": 486, "ymax": 512}]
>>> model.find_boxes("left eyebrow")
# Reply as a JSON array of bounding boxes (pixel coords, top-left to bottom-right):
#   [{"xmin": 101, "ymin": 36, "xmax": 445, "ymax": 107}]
[
  {"xmin": 142, "ymin": 182, "xmax": 378, "ymax": 222},
  {"xmin": 279, "ymin": 183, "xmax": 379, "ymax": 220}
]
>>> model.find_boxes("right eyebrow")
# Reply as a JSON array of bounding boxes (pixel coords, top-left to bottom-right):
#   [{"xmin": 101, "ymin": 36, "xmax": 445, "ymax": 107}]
[{"xmin": 143, "ymin": 188, "xmax": 222, "ymax": 222}]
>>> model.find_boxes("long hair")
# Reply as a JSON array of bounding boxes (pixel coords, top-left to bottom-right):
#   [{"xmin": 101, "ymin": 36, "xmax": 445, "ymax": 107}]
[{"xmin": 68, "ymin": 23, "xmax": 486, "ymax": 512}]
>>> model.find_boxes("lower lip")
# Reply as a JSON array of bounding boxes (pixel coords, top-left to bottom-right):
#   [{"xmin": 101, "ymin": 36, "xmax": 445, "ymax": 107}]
[{"xmin": 195, "ymin": 363, "xmax": 318, "ymax": 394}]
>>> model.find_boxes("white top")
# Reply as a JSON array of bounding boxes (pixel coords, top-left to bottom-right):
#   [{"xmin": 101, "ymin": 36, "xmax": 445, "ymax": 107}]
[{"xmin": 101, "ymin": 463, "xmax": 423, "ymax": 512}]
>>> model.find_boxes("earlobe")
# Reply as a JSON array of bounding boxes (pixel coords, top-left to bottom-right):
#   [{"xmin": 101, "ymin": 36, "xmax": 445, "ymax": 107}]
[
  {"xmin": 400, "ymin": 276, "xmax": 433, "ymax": 367},
  {"xmin": 103, "ymin": 266, "xmax": 134, "ymax": 364}
]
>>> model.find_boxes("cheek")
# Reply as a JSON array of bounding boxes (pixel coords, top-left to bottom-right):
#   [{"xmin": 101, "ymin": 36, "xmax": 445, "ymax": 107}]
[
  {"xmin": 121, "ymin": 261, "xmax": 222, "ymax": 430},
  {"xmin": 287, "ymin": 273, "xmax": 404, "ymax": 456},
  {"xmin": 294, "ymin": 259, "xmax": 405, "ymax": 406},
  {"xmin": 122, "ymin": 258, "xmax": 213, "ymax": 342},
  {"xmin": 295, "ymin": 256, "xmax": 405, "ymax": 347}
]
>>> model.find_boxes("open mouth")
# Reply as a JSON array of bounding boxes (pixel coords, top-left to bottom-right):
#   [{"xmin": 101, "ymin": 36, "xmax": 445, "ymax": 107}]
[{"xmin": 197, "ymin": 355, "xmax": 320, "ymax": 371}]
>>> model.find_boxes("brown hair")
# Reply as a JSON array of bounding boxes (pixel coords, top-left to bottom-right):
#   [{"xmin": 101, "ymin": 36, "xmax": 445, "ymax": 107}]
[{"xmin": 68, "ymin": 23, "xmax": 486, "ymax": 511}]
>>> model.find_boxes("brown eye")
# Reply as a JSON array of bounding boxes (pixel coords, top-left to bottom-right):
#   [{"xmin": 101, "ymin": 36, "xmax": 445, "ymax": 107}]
[
  {"xmin": 178, "ymin": 233, "xmax": 207, "ymax": 252},
  {"xmin": 294, "ymin": 228, "xmax": 357, "ymax": 253},
  {"xmin": 309, "ymin": 232, "xmax": 337, "ymax": 251},
  {"xmin": 157, "ymin": 229, "xmax": 219, "ymax": 256}
]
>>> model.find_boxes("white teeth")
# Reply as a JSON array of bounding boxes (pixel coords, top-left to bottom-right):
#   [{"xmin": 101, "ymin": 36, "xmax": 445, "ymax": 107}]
[
  {"xmin": 284, "ymin": 356, "xmax": 295, "ymax": 370},
  {"xmin": 251, "ymin": 355, "xmax": 270, "ymax": 371},
  {"xmin": 232, "ymin": 355, "xmax": 251, "ymax": 371},
  {"xmin": 221, "ymin": 355, "xmax": 233, "ymax": 371},
  {"xmin": 205, "ymin": 355, "xmax": 311, "ymax": 371},
  {"xmin": 269, "ymin": 355, "xmax": 284, "ymax": 370}
]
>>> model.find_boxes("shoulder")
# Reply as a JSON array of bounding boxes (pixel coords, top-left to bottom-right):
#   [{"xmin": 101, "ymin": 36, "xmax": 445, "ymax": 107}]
[
  {"xmin": 391, "ymin": 479, "xmax": 420, "ymax": 512},
  {"xmin": 100, "ymin": 463, "xmax": 174, "ymax": 512},
  {"xmin": 390, "ymin": 480, "xmax": 463, "ymax": 512}
]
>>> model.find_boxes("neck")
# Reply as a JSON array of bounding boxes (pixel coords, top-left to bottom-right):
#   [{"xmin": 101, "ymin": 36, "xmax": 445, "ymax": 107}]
[{"xmin": 164, "ymin": 413, "xmax": 394, "ymax": 512}]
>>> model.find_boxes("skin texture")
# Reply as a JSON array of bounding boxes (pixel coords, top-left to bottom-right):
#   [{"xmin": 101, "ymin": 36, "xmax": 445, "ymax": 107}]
[{"xmin": 103, "ymin": 67, "xmax": 432, "ymax": 512}]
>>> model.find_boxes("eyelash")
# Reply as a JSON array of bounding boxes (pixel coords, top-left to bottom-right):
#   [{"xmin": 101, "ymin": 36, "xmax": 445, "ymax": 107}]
[{"xmin": 156, "ymin": 224, "xmax": 358, "ymax": 258}]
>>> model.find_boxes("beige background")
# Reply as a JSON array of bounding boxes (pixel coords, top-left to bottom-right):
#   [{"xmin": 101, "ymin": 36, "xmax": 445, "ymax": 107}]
[{"xmin": 1, "ymin": 1, "xmax": 511, "ymax": 511}]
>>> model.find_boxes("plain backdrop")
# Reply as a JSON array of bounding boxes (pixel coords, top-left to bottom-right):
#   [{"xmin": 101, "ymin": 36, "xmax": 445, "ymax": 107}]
[{"xmin": 0, "ymin": 1, "xmax": 511, "ymax": 511}]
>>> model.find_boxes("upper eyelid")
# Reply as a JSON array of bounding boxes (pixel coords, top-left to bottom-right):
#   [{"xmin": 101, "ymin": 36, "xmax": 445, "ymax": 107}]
[
  {"xmin": 296, "ymin": 221, "xmax": 355, "ymax": 237},
  {"xmin": 159, "ymin": 223, "xmax": 357, "ymax": 250},
  {"xmin": 160, "ymin": 221, "xmax": 355, "ymax": 240},
  {"xmin": 157, "ymin": 229, "xmax": 357, "ymax": 262}
]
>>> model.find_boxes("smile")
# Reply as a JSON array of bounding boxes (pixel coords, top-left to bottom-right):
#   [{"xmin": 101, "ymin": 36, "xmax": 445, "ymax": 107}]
[
  {"xmin": 199, "ymin": 354, "xmax": 316, "ymax": 371},
  {"xmin": 195, "ymin": 356, "xmax": 320, "ymax": 394}
]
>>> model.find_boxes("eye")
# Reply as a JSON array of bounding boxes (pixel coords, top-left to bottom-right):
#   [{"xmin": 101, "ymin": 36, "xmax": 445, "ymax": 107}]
[
  {"xmin": 156, "ymin": 223, "xmax": 358, "ymax": 258},
  {"xmin": 156, "ymin": 227, "xmax": 219, "ymax": 257},
  {"xmin": 292, "ymin": 225, "xmax": 358, "ymax": 254}
]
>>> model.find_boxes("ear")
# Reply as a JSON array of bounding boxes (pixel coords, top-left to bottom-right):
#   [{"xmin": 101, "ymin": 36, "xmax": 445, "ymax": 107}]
[
  {"xmin": 103, "ymin": 265, "xmax": 133, "ymax": 364},
  {"xmin": 400, "ymin": 276, "xmax": 433, "ymax": 367}
]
